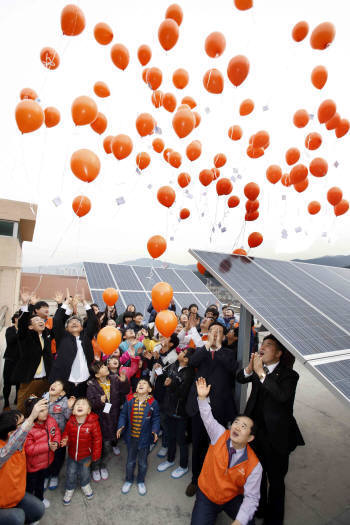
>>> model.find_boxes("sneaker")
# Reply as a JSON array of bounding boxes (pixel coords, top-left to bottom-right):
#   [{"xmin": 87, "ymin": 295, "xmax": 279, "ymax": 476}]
[
  {"xmin": 100, "ymin": 468, "xmax": 109, "ymax": 480},
  {"xmin": 43, "ymin": 498, "xmax": 50, "ymax": 509},
  {"xmin": 185, "ymin": 482, "xmax": 198, "ymax": 497},
  {"xmin": 157, "ymin": 447, "xmax": 168, "ymax": 458},
  {"xmin": 81, "ymin": 483, "xmax": 94, "ymax": 500},
  {"xmin": 171, "ymin": 466, "xmax": 189, "ymax": 479},
  {"xmin": 137, "ymin": 482, "xmax": 147, "ymax": 496},
  {"xmin": 157, "ymin": 460, "xmax": 175, "ymax": 472},
  {"xmin": 44, "ymin": 478, "xmax": 49, "ymax": 491},
  {"xmin": 63, "ymin": 489, "xmax": 74, "ymax": 506},
  {"xmin": 122, "ymin": 481, "xmax": 132, "ymax": 494},
  {"xmin": 92, "ymin": 469, "xmax": 101, "ymax": 482},
  {"xmin": 112, "ymin": 446, "xmax": 121, "ymax": 456},
  {"xmin": 49, "ymin": 476, "xmax": 59, "ymax": 490}
]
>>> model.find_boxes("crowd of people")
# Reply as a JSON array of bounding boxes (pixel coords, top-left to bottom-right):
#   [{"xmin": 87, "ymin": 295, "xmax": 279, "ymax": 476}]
[{"xmin": 0, "ymin": 289, "xmax": 304, "ymax": 525}]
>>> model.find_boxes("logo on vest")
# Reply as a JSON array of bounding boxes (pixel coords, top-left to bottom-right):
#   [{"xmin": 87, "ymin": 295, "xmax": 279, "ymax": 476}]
[{"xmin": 237, "ymin": 467, "xmax": 245, "ymax": 476}]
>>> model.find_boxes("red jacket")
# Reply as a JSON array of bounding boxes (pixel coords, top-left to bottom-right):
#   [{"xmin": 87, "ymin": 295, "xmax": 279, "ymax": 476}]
[
  {"xmin": 25, "ymin": 416, "xmax": 61, "ymax": 473},
  {"xmin": 62, "ymin": 413, "xmax": 102, "ymax": 462}
]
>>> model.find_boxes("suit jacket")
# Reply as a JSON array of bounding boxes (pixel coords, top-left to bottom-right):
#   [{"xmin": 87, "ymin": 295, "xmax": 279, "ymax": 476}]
[
  {"xmin": 11, "ymin": 310, "xmax": 53, "ymax": 383},
  {"xmin": 186, "ymin": 345, "xmax": 238, "ymax": 424},
  {"xmin": 236, "ymin": 363, "xmax": 305, "ymax": 455},
  {"xmin": 4, "ymin": 325, "xmax": 19, "ymax": 362}
]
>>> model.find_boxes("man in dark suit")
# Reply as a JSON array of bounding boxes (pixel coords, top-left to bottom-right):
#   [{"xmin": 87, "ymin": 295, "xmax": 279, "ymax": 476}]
[
  {"xmin": 185, "ymin": 321, "xmax": 238, "ymax": 497},
  {"xmin": 3, "ymin": 312, "xmax": 20, "ymax": 408},
  {"xmin": 237, "ymin": 334, "xmax": 304, "ymax": 525}
]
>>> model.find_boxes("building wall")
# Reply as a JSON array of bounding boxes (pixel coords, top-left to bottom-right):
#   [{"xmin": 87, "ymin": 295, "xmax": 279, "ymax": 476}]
[{"xmin": 0, "ymin": 236, "xmax": 22, "ymax": 324}]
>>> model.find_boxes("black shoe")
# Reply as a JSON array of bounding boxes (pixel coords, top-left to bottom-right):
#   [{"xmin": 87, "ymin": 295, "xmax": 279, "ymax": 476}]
[{"xmin": 185, "ymin": 482, "xmax": 198, "ymax": 497}]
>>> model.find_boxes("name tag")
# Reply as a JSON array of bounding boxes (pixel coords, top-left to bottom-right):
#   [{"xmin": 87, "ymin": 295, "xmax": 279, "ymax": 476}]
[
  {"xmin": 155, "ymin": 368, "xmax": 163, "ymax": 376},
  {"xmin": 103, "ymin": 402, "xmax": 112, "ymax": 414}
]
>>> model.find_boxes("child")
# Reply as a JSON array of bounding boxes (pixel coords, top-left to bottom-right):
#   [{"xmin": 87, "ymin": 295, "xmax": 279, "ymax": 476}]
[
  {"xmin": 87, "ymin": 362, "xmax": 130, "ymax": 481},
  {"xmin": 24, "ymin": 396, "xmax": 61, "ymax": 509},
  {"xmin": 43, "ymin": 380, "xmax": 75, "ymax": 489},
  {"xmin": 117, "ymin": 379, "xmax": 160, "ymax": 496},
  {"xmin": 107, "ymin": 355, "xmax": 120, "ymax": 376},
  {"xmin": 119, "ymin": 328, "xmax": 144, "ymax": 357},
  {"xmin": 60, "ymin": 398, "xmax": 102, "ymax": 505}
]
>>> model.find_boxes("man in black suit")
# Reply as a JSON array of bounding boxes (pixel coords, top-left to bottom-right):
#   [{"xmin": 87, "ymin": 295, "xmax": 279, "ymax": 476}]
[
  {"xmin": 185, "ymin": 321, "xmax": 238, "ymax": 497},
  {"xmin": 237, "ymin": 334, "xmax": 304, "ymax": 525},
  {"xmin": 3, "ymin": 312, "xmax": 20, "ymax": 408}
]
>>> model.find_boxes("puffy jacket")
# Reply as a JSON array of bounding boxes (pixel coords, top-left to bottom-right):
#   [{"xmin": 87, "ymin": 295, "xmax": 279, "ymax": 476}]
[
  {"xmin": 42, "ymin": 392, "xmax": 72, "ymax": 432},
  {"xmin": 25, "ymin": 415, "xmax": 61, "ymax": 473},
  {"xmin": 62, "ymin": 413, "xmax": 102, "ymax": 462},
  {"xmin": 118, "ymin": 394, "xmax": 160, "ymax": 450}
]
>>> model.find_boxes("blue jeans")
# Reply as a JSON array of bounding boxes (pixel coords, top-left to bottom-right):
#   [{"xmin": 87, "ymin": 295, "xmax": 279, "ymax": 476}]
[
  {"xmin": 191, "ymin": 489, "xmax": 256, "ymax": 525},
  {"xmin": 0, "ymin": 492, "xmax": 45, "ymax": 525},
  {"xmin": 125, "ymin": 438, "xmax": 149, "ymax": 483},
  {"xmin": 65, "ymin": 455, "xmax": 91, "ymax": 490}
]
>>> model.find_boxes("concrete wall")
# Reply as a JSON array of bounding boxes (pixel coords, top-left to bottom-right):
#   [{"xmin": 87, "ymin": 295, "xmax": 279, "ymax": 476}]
[{"xmin": 0, "ymin": 236, "xmax": 22, "ymax": 324}]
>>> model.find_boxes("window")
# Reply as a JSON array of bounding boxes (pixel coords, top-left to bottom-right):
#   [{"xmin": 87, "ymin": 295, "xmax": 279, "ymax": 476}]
[{"xmin": 0, "ymin": 220, "xmax": 15, "ymax": 237}]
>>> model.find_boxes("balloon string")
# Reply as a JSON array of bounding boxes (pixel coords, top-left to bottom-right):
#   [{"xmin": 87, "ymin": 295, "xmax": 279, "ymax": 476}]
[
  {"xmin": 210, "ymin": 197, "xmax": 219, "ymax": 243},
  {"xmin": 50, "ymin": 216, "xmax": 76, "ymax": 258}
]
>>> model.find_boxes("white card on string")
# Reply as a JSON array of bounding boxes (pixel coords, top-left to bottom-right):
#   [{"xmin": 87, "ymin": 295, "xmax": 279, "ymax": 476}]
[{"xmin": 103, "ymin": 403, "xmax": 112, "ymax": 414}]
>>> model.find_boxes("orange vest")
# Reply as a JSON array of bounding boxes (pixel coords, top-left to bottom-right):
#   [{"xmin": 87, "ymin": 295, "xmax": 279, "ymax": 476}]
[
  {"xmin": 45, "ymin": 317, "xmax": 56, "ymax": 355},
  {"xmin": 198, "ymin": 430, "xmax": 259, "ymax": 505},
  {"xmin": 0, "ymin": 439, "xmax": 26, "ymax": 508}
]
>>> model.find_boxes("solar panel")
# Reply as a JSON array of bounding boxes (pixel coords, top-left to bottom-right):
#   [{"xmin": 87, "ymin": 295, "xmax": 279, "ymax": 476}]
[
  {"xmin": 173, "ymin": 293, "xmax": 205, "ymax": 314},
  {"xmin": 293, "ymin": 262, "xmax": 350, "ymax": 302},
  {"xmin": 90, "ymin": 290, "xmax": 105, "ymax": 309},
  {"xmin": 109, "ymin": 264, "xmax": 143, "ymax": 291},
  {"xmin": 175, "ymin": 269, "xmax": 210, "ymax": 293},
  {"xmin": 195, "ymin": 293, "xmax": 221, "ymax": 311},
  {"xmin": 132, "ymin": 266, "xmax": 161, "ymax": 291},
  {"xmin": 310, "ymin": 356, "xmax": 350, "ymax": 403},
  {"xmin": 152, "ymin": 268, "xmax": 189, "ymax": 292},
  {"xmin": 119, "ymin": 291, "xmax": 150, "ymax": 316},
  {"xmin": 84, "ymin": 262, "xmax": 115, "ymax": 289}
]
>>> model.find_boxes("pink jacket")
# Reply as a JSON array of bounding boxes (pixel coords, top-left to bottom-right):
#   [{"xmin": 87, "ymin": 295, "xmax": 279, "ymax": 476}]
[{"xmin": 25, "ymin": 415, "xmax": 61, "ymax": 473}]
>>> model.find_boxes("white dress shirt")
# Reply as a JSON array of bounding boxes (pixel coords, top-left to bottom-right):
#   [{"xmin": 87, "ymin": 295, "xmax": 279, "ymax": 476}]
[
  {"xmin": 244, "ymin": 360, "xmax": 279, "ymax": 382},
  {"xmin": 69, "ymin": 336, "xmax": 90, "ymax": 383}
]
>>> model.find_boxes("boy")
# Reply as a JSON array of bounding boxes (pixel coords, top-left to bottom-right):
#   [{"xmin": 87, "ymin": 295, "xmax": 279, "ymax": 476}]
[
  {"xmin": 87, "ymin": 362, "xmax": 130, "ymax": 481},
  {"xmin": 117, "ymin": 379, "xmax": 160, "ymax": 496},
  {"xmin": 191, "ymin": 377, "xmax": 261, "ymax": 525},
  {"xmin": 119, "ymin": 328, "xmax": 144, "ymax": 357},
  {"xmin": 60, "ymin": 398, "xmax": 102, "ymax": 505},
  {"xmin": 107, "ymin": 356, "xmax": 120, "ymax": 376}
]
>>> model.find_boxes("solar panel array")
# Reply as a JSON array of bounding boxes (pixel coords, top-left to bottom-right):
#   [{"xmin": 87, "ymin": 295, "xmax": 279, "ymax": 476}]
[
  {"xmin": 190, "ymin": 249, "xmax": 350, "ymax": 407},
  {"xmin": 83, "ymin": 262, "xmax": 221, "ymax": 317}
]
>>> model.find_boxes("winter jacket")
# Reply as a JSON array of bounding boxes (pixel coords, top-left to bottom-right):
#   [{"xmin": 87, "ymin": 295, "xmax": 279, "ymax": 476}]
[
  {"xmin": 158, "ymin": 363, "xmax": 195, "ymax": 418},
  {"xmin": 4, "ymin": 325, "xmax": 19, "ymax": 362},
  {"xmin": 62, "ymin": 413, "xmax": 102, "ymax": 462},
  {"xmin": 147, "ymin": 301, "xmax": 176, "ymax": 323},
  {"xmin": 42, "ymin": 392, "xmax": 72, "ymax": 433},
  {"xmin": 118, "ymin": 394, "xmax": 160, "ymax": 449},
  {"xmin": 87, "ymin": 375, "xmax": 130, "ymax": 441},
  {"xmin": 25, "ymin": 416, "xmax": 61, "ymax": 473}
]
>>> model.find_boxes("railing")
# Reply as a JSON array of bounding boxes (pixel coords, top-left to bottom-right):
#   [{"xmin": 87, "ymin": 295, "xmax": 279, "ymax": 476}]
[{"xmin": 0, "ymin": 305, "xmax": 8, "ymax": 331}]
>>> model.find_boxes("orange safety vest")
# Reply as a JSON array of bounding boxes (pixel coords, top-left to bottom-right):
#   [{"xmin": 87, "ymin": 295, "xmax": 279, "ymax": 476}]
[
  {"xmin": 45, "ymin": 317, "xmax": 56, "ymax": 355},
  {"xmin": 199, "ymin": 430, "xmax": 259, "ymax": 505},
  {"xmin": 0, "ymin": 439, "xmax": 26, "ymax": 508}
]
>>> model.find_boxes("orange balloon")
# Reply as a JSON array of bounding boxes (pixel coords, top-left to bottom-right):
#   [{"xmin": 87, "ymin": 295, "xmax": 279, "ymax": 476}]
[
  {"xmin": 245, "ymin": 200, "xmax": 259, "ymax": 213},
  {"xmin": 182, "ymin": 96, "xmax": 196, "ymax": 109},
  {"xmin": 61, "ymin": 4, "xmax": 85, "ymax": 36},
  {"xmin": 71, "ymin": 149, "xmax": 100, "ymax": 182},
  {"xmin": 186, "ymin": 140, "xmax": 202, "ymax": 161},
  {"xmin": 285, "ymin": 147, "xmax": 300, "ymax": 166},
  {"xmin": 152, "ymin": 138, "xmax": 165, "ymax": 153},
  {"xmin": 228, "ymin": 195, "xmax": 240, "ymax": 208},
  {"xmin": 247, "ymin": 145, "xmax": 264, "ymax": 159},
  {"xmin": 311, "ymin": 66, "xmax": 328, "ymax": 89},
  {"xmin": 158, "ymin": 18, "xmax": 179, "ymax": 51},
  {"xmin": 193, "ymin": 112, "xmax": 201, "ymax": 128},
  {"xmin": 169, "ymin": 151, "xmax": 182, "ymax": 168},
  {"xmin": 40, "ymin": 47, "xmax": 60, "ymax": 70},
  {"xmin": 292, "ymin": 21, "xmax": 309, "ymax": 42},
  {"xmin": 205, "ymin": 32, "xmax": 226, "ymax": 58},
  {"xmin": 44, "ymin": 107, "xmax": 60, "ymax": 128},
  {"xmin": 152, "ymin": 282, "xmax": 174, "ymax": 312},
  {"xmin": 244, "ymin": 182, "xmax": 260, "ymax": 200},
  {"xmin": 266, "ymin": 165, "xmax": 282, "ymax": 184},
  {"xmin": 97, "ymin": 326, "xmax": 122, "ymax": 355},
  {"xmin": 93, "ymin": 81, "xmax": 110, "ymax": 98},
  {"xmin": 228, "ymin": 125, "xmax": 243, "ymax": 140},
  {"xmin": 111, "ymin": 43, "xmax": 130, "ymax": 70},
  {"xmin": 318, "ymin": 99, "xmax": 336, "ymax": 124},
  {"xmin": 173, "ymin": 68, "xmax": 189, "ymax": 89},
  {"xmin": 15, "ymin": 100, "xmax": 44, "ymax": 133},
  {"xmin": 281, "ymin": 174, "xmax": 291, "ymax": 187},
  {"xmin": 309, "ymin": 157, "xmax": 328, "ymax": 177},
  {"xmin": 71, "ymin": 96, "xmax": 98, "ymax": 126},
  {"xmin": 203, "ymin": 69, "xmax": 224, "ymax": 94},
  {"xmin": 234, "ymin": 0, "xmax": 253, "ymax": 9},
  {"xmin": 162, "ymin": 92, "xmax": 177, "ymax": 112},
  {"xmin": 146, "ymin": 67, "xmax": 163, "ymax": 90},
  {"xmin": 199, "ymin": 169, "xmax": 214, "ymax": 186},
  {"xmin": 310, "ymin": 22, "xmax": 336, "ymax": 50},
  {"xmin": 20, "ymin": 88, "xmax": 38, "ymax": 100},
  {"xmin": 151, "ymin": 90, "xmax": 164, "ymax": 108},
  {"xmin": 308, "ymin": 201, "xmax": 321, "ymax": 215},
  {"xmin": 248, "ymin": 232, "xmax": 263, "ymax": 248},
  {"xmin": 90, "ymin": 112, "xmax": 107, "ymax": 135},
  {"xmin": 136, "ymin": 152, "xmax": 151, "ymax": 170},
  {"xmin": 245, "ymin": 210, "xmax": 259, "ymax": 221},
  {"xmin": 102, "ymin": 288, "xmax": 119, "ymax": 306},
  {"xmin": 138, "ymin": 45, "xmax": 152, "ymax": 66},
  {"xmin": 111, "ymin": 134, "xmax": 133, "ymax": 160},
  {"xmin": 294, "ymin": 178, "xmax": 309, "ymax": 193},
  {"xmin": 327, "ymin": 187, "xmax": 342, "ymax": 206},
  {"xmin": 180, "ymin": 208, "xmax": 190, "ymax": 220},
  {"xmin": 94, "ymin": 22, "xmax": 113, "ymax": 45},
  {"xmin": 211, "ymin": 168, "xmax": 220, "ymax": 180},
  {"xmin": 165, "ymin": 4, "xmax": 183, "ymax": 25},
  {"xmin": 163, "ymin": 148, "xmax": 173, "ymax": 163},
  {"xmin": 142, "ymin": 68, "xmax": 149, "ymax": 83},
  {"xmin": 325, "ymin": 113, "xmax": 341, "ymax": 130},
  {"xmin": 252, "ymin": 131, "xmax": 269, "ymax": 149},
  {"xmin": 173, "ymin": 108, "xmax": 194, "ymax": 138},
  {"xmin": 214, "ymin": 153, "xmax": 227, "ymax": 168},
  {"xmin": 147, "ymin": 235, "xmax": 167, "ymax": 259},
  {"xmin": 72, "ymin": 195, "xmax": 91, "ymax": 217},
  {"xmin": 334, "ymin": 199, "xmax": 349, "ymax": 217},
  {"xmin": 227, "ymin": 55, "xmax": 249, "ymax": 87},
  {"xmin": 290, "ymin": 164, "xmax": 308, "ymax": 184},
  {"xmin": 197, "ymin": 262, "xmax": 206, "ymax": 275},
  {"xmin": 216, "ymin": 178, "xmax": 233, "ymax": 196},
  {"xmin": 335, "ymin": 119, "xmax": 350, "ymax": 138},
  {"xmin": 233, "ymin": 248, "xmax": 248, "ymax": 255},
  {"xmin": 157, "ymin": 186, "xmax": 176, "ymax": 208},
  {"xmin": 239, "ymin": 99, "xmax": 254, "ymax": 116},
  {"xmin": 178, "ymin": 172, "xmax": 191, "ymax": 188},
  {"xmin": 103, "ymin": 136, "xmax": 113, "ymax": 154},
  {"xmin": 305, "ymin": 132, "xmax": 322, "ymax": 150},
  {"xmin": 293, "ymin": 109, "xmax": 309, "ymax": 128},
  {"xmin": 136, "ymin": 113, "xmax": 155, "ymax": 137},
  {"xmin": 155, "ymin": 310, "xmax": 178, "ymax": 337}
]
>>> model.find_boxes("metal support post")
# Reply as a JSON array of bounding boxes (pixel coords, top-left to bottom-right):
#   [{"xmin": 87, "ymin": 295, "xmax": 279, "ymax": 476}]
[{"xmin": 235, "ymin": 304, "xmax": 252, "ymax": 413}]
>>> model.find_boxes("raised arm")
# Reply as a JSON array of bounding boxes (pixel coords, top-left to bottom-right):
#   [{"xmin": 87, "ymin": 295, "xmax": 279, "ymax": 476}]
[{"xmin": 196, "ymin": 377, "xmax": 226, "ymax": 445}]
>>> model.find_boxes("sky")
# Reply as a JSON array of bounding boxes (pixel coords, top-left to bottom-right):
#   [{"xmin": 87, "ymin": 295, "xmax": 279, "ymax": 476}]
[{"xmin": 1, "ymin": 0, "xmax": 350, "ymax": 268}]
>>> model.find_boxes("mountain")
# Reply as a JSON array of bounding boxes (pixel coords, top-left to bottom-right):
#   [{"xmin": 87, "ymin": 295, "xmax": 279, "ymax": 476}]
[{"xmin": 293, "ymin": 255, "xmax": 350, "ymax": 267}]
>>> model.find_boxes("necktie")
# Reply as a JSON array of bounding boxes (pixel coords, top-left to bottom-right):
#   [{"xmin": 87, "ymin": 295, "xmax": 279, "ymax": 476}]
[
  {"xmin": 35, "ymin": 334, "xmax": 44, "ymax": 376},
  {"xmin": 228, "ymin": 445, "xmax": 236, "ymax": 467},
  {"xmin": 263, "ymin": 365, "xmax": 269, "ymax": 375},
  {"xmin": 211, "ymin": 350, "xmax": 215, "ymax": 360}
]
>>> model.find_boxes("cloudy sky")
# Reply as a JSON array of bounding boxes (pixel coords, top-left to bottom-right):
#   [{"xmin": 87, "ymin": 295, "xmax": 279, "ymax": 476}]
[{"xmin": 1, "ymin": 0, "xmax": 349, "ymax": 267}]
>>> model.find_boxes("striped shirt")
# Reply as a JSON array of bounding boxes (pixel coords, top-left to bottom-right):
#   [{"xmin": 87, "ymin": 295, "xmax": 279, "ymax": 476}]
[{"xmin": 131, "ymin": 397, "xmax": 149, "ymax": 438}]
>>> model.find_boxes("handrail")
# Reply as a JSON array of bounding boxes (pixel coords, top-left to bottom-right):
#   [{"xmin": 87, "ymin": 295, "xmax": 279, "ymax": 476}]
[{"xmin": 0, "ymin": 305, "xmax": 8, "ymax": 331}]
